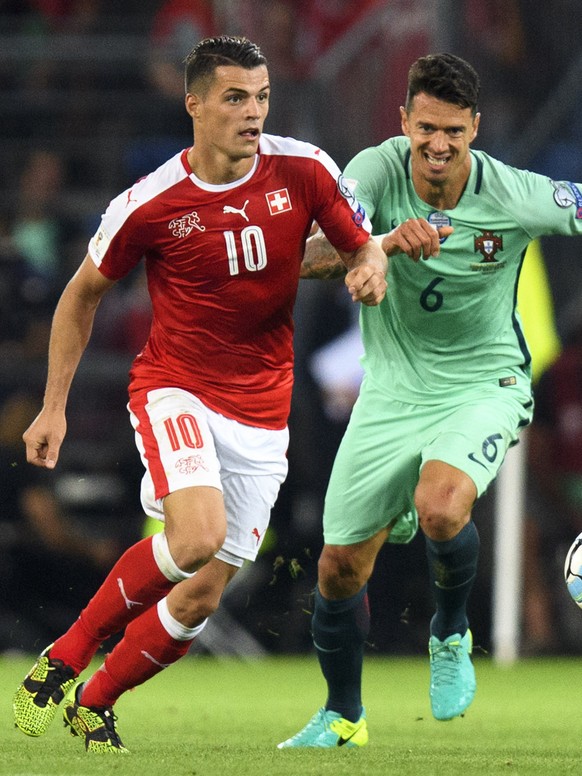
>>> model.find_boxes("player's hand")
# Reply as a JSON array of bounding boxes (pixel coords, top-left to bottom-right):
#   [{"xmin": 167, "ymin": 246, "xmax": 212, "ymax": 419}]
[
  {"xmin": 382, "ymin": 218, "xmax": 454, "ymax": 262},
  {"xmin": 345, "ymin": 262, "xmax": 387, "ymax": 306},
  {"xmin": 23, "ymin": 409, "xmax": 66, "ymax": 469}
]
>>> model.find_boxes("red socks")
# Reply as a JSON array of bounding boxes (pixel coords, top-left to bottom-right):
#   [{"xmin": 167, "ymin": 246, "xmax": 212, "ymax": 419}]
[
  {"xmin": 50, "ymin": 537, "xmax": 176, "ymax": 674},
  {"xmin": 79, "ymin": 604, "xmax": 193, "ymax": 708}
]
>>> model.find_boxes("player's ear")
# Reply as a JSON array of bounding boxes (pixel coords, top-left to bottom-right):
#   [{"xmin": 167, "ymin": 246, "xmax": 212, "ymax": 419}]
[
  {"xmin": 470, "ymin": 112, "xmax": 480, "ymax": 142},
  {"xmin": 400, "ymin": 106, "xmax": 409, "ymax": 137},
  {"xmin": 185, "ymin": 92, "xmax": 201, "ymax": 119}
]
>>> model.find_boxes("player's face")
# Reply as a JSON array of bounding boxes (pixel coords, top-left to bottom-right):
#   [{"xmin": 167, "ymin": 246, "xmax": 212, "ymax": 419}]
[
  {"xmin": 400, "ymin": 92, "xmax": 479, "ymax": 203},
  {"xmin": 186, "ymin": 65, "xmax": 270, "ymax": 164}
]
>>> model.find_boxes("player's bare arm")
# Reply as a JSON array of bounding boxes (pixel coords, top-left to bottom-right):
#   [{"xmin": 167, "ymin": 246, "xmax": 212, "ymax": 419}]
[
  {"xmin": 23, "ymin": 255, "xmax": 115, "ymax": 469},
  {"xmin": 300, "ymin": 227, "xmax": 347, "ymax": 280},
  {"xmin": 301, "ymin": 230, "xmax": 387, "ymax": 306},
  {"xmin": 338, "ymin": 238, "xmax": 388, "ymax": 306},
  {"xmin": 380, "ymin": 218, "xmax": 454, "ymax": 262}
]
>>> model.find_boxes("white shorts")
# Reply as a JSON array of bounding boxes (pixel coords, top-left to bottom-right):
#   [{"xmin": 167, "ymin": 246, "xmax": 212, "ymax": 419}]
[{"xmin": 128, "ymin": 387, "xmax": 289, "ymax": 566}]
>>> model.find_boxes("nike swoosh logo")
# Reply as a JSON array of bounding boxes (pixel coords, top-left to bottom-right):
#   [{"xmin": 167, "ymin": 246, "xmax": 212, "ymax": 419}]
[
  {"xmin": 338, "ymin": 729, "xmax": 358, "ymax": 746},
  {"xmin": 467, "ymin": 453, "xmax": 488, "ymax": 470},
  {"xmin": 313, "ymin": 640, "xmax": 342, "ymax": 654},
  {"xmin": 435, "ymin": 573, "xmax": 477, "ymax": 590}
]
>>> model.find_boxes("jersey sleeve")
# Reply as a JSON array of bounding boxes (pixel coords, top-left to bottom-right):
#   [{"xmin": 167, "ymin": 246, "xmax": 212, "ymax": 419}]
[
  {"xmin": 487, "ymin": 158, "xmax": 582, "ymax": 240},
  {"xmin": 343, "ymin": 147, "xmax": 389, "ymax": 223},
  {"xmin": 88, "ymin": 189, "xmax": 148, "ymax": 281},
  {"xmin": 310, "ymin": 148, "xmax": 372, "ymax": 251}
]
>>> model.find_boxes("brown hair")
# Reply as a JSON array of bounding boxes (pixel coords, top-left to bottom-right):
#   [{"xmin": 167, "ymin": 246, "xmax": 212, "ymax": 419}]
[
  {"xmin": 405, "ymin": 53, "xmax": 480, "ymax": 116},
  {"xmin": 184, "ymin": 35, "xmax": 267, "ymax": 95}
]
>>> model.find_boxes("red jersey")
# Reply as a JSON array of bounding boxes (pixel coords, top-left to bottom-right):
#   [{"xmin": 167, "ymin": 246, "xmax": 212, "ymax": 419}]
[{"xmin": 88, "ymin": 134, "xmax": 371, "ymax": 429}]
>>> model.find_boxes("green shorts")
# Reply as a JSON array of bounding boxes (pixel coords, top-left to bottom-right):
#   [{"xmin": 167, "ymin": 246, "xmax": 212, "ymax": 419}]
[{"xmin": 323, "ymin": 374, "xmax": 533, "ymax": 546}]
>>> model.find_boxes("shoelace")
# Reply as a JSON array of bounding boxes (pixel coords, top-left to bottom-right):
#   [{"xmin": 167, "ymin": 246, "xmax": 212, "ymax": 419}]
[
  {"xmin": 431, "ymin": 641, "xmax": 463, "ymax": 685},
  {"xmin": 35, "ymin": 659, "xmax": 74, "ymax": 707},
  {"xmin": 100, "ymin": 708, "xmax": 124, "ymax": 748},
  {"xmin": 289, "ymin": 708, "xmax": 326, "ymax": 741}
]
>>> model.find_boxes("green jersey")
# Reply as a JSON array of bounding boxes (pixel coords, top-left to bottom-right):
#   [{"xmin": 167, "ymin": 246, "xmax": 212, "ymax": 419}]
[{"xmin": 345, "ymin": 135, "xmax": 582, "ymax": 404}]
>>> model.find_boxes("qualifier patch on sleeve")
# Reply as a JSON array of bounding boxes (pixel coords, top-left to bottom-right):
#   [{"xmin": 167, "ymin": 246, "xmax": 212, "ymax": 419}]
[
  {"xmin": 89, "ymin": 226, "xmax": 110, "ymax": 265},
  {"xmin": 499, "ymin": 376, "xmax": 517, "ymax": 387}
]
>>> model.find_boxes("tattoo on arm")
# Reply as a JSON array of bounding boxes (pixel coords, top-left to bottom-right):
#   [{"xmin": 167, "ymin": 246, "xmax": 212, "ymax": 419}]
[{"xmin": 300, "ymin": 233, "xmax": 347, "ymax": 279}]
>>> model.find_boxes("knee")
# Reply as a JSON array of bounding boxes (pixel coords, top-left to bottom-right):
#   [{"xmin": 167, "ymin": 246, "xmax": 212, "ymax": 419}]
[
  {"xmin": 167, "ymin": 524, "xmax": 226, "ymax": 574},
  {"xmin": 163, "ymin": 487, "xmax": 228, "ymax": 574},
  {"xmin": 414, "ymin": 484, "xmax": 469, "ymax": 541},
  {"xmin": 318, "ymin": 546, "xmax": 369, "ymax": 599}
]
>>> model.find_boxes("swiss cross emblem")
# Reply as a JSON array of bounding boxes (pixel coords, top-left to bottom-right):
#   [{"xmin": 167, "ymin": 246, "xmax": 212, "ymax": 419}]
[
  {"xmin": 266, "ymin": 188, "xmax": 292, "ymax": 215},
  {"xmin": 474, "ymin": 230, "xmax": 503, "ymax": 262}
]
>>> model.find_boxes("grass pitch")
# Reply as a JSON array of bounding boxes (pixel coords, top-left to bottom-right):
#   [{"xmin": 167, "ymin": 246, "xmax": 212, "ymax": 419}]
[{"xmin": 1, "ymin": 652, "xmax": 580, "ymax": 775}]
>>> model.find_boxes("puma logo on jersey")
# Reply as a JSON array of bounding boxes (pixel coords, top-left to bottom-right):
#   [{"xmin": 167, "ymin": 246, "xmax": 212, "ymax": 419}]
[
  {"xmin": 223, "ymin": 200, "xmax": 250, "ymax": 221},
  {"xmin": 117, "ymin": 578, "xmax": 144, "ymax": 610},
  {"xmin": 169, "ymin": 211, "xmax": 206, "ymax": 237}
]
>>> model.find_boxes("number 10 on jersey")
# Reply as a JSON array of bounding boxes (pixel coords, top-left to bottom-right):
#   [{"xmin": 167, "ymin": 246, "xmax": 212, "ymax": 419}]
[{"xmin": 224, "ymin": 227, "xmax": 267, "ymax": 275}]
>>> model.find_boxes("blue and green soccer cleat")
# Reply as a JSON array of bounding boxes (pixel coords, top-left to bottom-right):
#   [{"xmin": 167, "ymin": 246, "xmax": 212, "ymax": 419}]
[
  {"xmin": 13, "ymin": 644, "xmax": 76, "ymax": 737},
  {"xmin": 429, "ymin": 629, "xmax": 476, "ymax": 720},
  {"xmin": 277, "ymin": 707, "xmax": 368, "ymax": 748},
  {"xmin": 63, "ymin": 682, "xmax": 129, "ymax": 754}
]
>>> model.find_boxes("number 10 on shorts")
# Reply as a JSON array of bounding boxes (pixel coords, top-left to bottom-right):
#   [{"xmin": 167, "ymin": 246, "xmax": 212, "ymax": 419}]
[{"xmin": 164, "ymin": 414, "xmax": 204, "ymax": 451}]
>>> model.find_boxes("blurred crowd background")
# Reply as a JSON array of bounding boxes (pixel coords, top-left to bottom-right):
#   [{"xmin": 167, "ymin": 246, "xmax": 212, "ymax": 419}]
[{"xmin": 2, "ymin": 0, "xmax": 582, "ymax": 659}]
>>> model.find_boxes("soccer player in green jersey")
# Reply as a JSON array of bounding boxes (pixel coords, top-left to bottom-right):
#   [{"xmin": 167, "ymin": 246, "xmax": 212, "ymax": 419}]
[{"xmin": 279, "ymin": 52, "xmax": 582, "ymax": 748}]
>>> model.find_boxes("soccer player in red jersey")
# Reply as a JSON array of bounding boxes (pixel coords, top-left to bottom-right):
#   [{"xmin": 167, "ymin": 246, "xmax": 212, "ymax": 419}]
[{"xmin": 13, "ymin": 35, "xmax": 387, "ymax": 753}]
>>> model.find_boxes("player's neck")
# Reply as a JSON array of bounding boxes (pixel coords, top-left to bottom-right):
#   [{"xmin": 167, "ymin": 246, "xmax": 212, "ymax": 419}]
[
  {"xmin": 413, "ymin": 176, "xmax": 468, "ymax": 211},
  {"xmin": 412, "ymin": 158, "xmax": 472, "ymax": 211},
  {"xmin": 187, "ymin": 147, "xmax": 256, "ymax": 185}
]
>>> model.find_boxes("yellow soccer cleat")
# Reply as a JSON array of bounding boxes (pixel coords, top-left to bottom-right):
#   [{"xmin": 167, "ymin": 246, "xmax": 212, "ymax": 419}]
[
  {"xmin": 63, "ymin": 683, "xmax": 129, "ymax": 754},
  {"xmin": 13, "ymin": 644, "xmax": 76, "ymax": 737}
]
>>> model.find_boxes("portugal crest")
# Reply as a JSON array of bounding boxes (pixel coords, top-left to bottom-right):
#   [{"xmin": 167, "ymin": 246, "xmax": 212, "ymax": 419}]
[{"xmin": 474, "ymin": 230, "xmax": 503, "ymax": 262}]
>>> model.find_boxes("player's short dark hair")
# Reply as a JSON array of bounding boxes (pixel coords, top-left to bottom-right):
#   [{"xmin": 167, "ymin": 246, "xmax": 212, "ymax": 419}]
[
  {"xmin": 405, "ymin": 53, "xmax": 480, "ymax": 116},
  {"xmin": 184, "ymin": 35, "xmax": 268, "ymax": 94}
]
